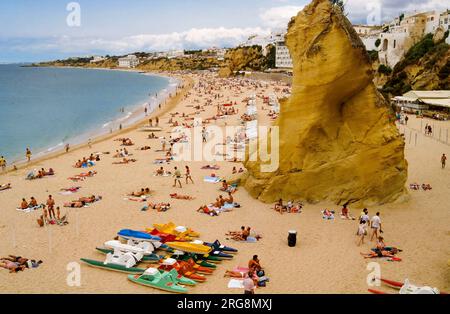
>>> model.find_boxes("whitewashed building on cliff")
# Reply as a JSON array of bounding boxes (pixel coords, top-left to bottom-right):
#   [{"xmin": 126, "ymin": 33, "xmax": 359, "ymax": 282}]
[
  {"xmin": 275, "ymin": 41, "xmax": 293, "ymax": 69},
  {"xmin": 118, "ymin": 55, "xmax": 139, "ymax": 68},
  {"xmin": 378, "ymin": 10, "xmax": 448, "ymax": 68}
]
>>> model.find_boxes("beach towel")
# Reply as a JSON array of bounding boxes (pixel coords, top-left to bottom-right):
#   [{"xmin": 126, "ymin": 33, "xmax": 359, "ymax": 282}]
[
  {"xmin": 59, "ymin": 191, "xmax": 76, "ymax": 196},
  {"xmin": 16, "ymin": 205, "xmax": 42, "ymax": 213},
  {"xmin": 227, "ymin": 279, "xmax": 244, "ymax": 289},
  {"xmin": 204, "ymin": 176, "xmax": 221, "ymax": 183}
]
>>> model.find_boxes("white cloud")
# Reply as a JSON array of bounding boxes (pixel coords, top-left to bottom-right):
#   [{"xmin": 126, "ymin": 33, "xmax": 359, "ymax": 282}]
[
  {"xmin": 259, "ymin": 5, "xmax": 304, "ymax": 29},
  {"xmin": 8, "ymin": 27, "xmax": 271, "ymax": 56}
]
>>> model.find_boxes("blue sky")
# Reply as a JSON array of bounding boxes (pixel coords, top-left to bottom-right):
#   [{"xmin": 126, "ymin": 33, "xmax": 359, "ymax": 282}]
[{"xmin": 1, "ymin": 0, "xmax": 448, "ymax": 63}]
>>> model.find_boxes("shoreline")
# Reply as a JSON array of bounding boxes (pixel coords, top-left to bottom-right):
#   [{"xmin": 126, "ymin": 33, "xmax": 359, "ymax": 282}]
[{"xmin": 0, "ymin": 69, "xmax": 193, "ymax": 176}]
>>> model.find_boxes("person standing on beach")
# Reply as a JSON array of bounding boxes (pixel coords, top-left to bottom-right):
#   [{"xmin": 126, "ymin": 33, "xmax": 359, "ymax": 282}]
[
  {"xmin": 149, "ymin": 119, "xmax": 153, "ymax": 127},
  {"xmin": 26, "ymin": 148, "xmax": 32, "ymax": 162},
  {"xmin": 173, "ymin": 167, "xmax": 182, "ymax": 188},
  {"xmin": 185, "ymin": 166, "xmax": 194, "ymax": 185},
  {"xmin": 0, "ymin": 156, "xmax": 6, "ymax": 171},
  {"xmin": 442, "ymin": 154, "xmax": 447, "ymax": 169},
  {"xmin": 65, "ymin": 144, "xmax": 70, "ymax": 153},
  {"xmin": 370, "ymin": 212, "xmax": 383, "ymax": 241},
  {"xmin": 243, "ymin": 271, "xmax": 256, "ymax": 295},
  {"xmin": 88, "ymin": 139, "xmax": 92, "ymax": 149},
  {"xmin": 144, "ymin": 107, "xmax": 148, "ymax": 116},
  {"xmin": 156, "ymin": 117, "xmax": 159, "ymax": 127},
  {"xmin": 46, "ymin": 195, "xmax": 55, "ymax": 220}
]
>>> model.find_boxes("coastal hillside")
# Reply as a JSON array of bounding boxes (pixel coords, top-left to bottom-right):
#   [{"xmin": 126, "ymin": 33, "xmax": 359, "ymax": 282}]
[
  {"xmin": 374, "ymin": 32, "xmax": 450, "ymax": 96},
  {"xmin": 34, "ymin": 51, "xmax": 224, "ymax": 72}
]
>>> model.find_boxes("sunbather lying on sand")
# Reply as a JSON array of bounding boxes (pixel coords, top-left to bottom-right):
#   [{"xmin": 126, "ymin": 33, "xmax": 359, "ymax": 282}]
[
  {"xmin": 113, "ymin": 158, "xmax": 137, "ymax": 165},
  {"xmin": 128, "ymin": 188, "xmax": 151, "ymax": 197},
  {"xmin": 64, "ymin": 200, "xmax": 86, "ymax": 208},
  {"xmin": 409, "ymin": 183, "xmax": 420, "ymax": 190},
  {"xmin": 138, "ymin": 146, "xmax": 151, "ymax": 151},
  {"xmin": 422, "ymin": 184, "xmax": 432, "ymax": 191},
  {"xmin": 170, "ymin": 193, "xmax": 195, "ymax": 200},
  {"xmin": 60, "ymin": 186, "xmax": 81, "ymax": 193},
  {"xmin": 77, "ymin": 195, "xmax": 102, "ymax": 204},
  {"xmin": 0, "ymin": 183, "xmax": 11, "ymax": 191},
  {"xmin": 201, "ymin": 165, "xmax": 220, "ymax": 170},
  {"xmin": 197, "ymin": 205, "xmax": 219, "ymax": 216},
  {"xmin": 69, "ymin": 171, "xmax": 97, "ymax": 181},
  {"xmin": 0, "ymin": 259, "xmax": 26, "ymax": 273},
  {"xmin": 142, "ymin": 202, "xmax": 171, "ymax": 212}
]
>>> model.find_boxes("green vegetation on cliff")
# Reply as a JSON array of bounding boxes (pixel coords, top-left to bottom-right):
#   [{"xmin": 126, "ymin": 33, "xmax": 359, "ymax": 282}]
[{"xmin": 382, "ymin": 33, "xmax": 450, "ymax": 95}]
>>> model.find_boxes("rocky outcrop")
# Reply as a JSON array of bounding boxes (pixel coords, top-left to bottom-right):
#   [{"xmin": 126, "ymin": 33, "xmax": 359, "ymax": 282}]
[
  {"xmin": 218, "ymin": 46, "xmax": 272, "ymax": 77},
  {"xmin": 243, "ymin": 0, "xmax": 408, "ymax": 206}
]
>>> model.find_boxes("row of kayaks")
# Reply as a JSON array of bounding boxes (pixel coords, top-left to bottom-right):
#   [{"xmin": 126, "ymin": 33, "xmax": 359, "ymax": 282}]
[{"xmin": 80, "ymin": 224, "xmax": 238, "ymax": 293}]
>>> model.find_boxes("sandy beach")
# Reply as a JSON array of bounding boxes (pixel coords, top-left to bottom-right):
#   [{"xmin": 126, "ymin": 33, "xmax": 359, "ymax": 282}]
[{"xmin": 0, "ymin": 71, "xmax": 449, "ymax": 294}]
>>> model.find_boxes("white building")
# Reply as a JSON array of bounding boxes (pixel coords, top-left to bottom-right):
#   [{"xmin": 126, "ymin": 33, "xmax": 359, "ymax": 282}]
[
  {"xmin": 378, "ymin": 10, "xmax": 449, "ymax": 68},
  {"xmin": 353, "ymin": 25, "xmax": 383, "ymax": 51},
  {"xmin": 167, "ymin": 50, "xmax": 185, "ymax": 59},
  {"xmin": 440, "ymin": 10, "xmax": 450, "ymax": 44},
  {"xmin": 90, "ymin": 56, "xmax": 106, "ymax": 63},
  {"xmin": 393, "ymin": 90, "xmax": 450, "ymax": 112},
  {"xmin": 275, "ymin": 41, "xmax": 293, "ymax": 69},
  {"xmin": 118, "ymin": 55, "xmax": 139, "ymax": 68}
]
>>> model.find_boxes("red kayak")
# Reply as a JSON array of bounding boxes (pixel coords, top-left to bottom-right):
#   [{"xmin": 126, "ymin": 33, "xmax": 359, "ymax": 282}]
[{"xmin": 148, "ymin": 229, "xmax": 183, "ymax": 243}]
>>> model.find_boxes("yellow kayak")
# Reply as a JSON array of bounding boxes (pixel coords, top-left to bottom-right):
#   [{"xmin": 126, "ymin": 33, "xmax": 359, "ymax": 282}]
[
  {"xmin": 153, "ymin": 222, "xmax": 200, "ymax": 238},
  {"xmin": 166, "ymin": 242, "xmax": 211, "ymax": 255}
]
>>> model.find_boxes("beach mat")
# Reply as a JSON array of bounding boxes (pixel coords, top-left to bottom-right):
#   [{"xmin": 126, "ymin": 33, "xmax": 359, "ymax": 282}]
[
  {"xmin": 228, "ymin": 279, "xmax": 244, "ymax": 289},
  {"xmin": 204, "ymin": 176, "xmax": 221, "ymax": 183}
]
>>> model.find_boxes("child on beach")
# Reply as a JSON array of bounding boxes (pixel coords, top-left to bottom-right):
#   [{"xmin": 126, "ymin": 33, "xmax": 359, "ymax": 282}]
[{"xmin": 185, "ymin": 166, "xmax": 194, "ymax": 184}]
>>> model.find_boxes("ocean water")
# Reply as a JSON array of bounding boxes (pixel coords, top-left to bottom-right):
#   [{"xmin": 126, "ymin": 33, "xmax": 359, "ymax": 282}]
[{"xmin": 0, "ymin": 65, "xmax": 175, "ymax": 163}]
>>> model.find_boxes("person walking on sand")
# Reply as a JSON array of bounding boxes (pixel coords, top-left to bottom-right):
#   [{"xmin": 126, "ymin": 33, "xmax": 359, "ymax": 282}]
[
  {"xmin": 46, "ymin": 195, "xmax": 55, "ymax": 220},
  {"xmin": 144, "ymin": 107, "xmax": 148, "ymax": 116},
  {"xmin": 156, "ymin": 117, "xmax": 159, "ymax": 127},
  {"xmin": 26, "ymin": 148, "xmax": 32, "ymax": 162},
  {"xmin": 65, "ymin": 144, "xmax": 70, "ymax": 153},
  {"xmin": 185, "ymin": 166, "xmax": 194, "ymax": 185},
  {"xmin": 149, "ymin": 118, "xmax": 153, "ymax": 127},
  {"xmin": 356, "ymin": 219, "xmax": 368, "ymax": 246},
  {"xmin": 0, "ymin": 156, "xmax": 6, "ymax": 171},
  {"xmin": 88, "ymin": 139, "xmax": 92, "ymax": 149},
  {"xmin": 370, "ymin": 212, "xmax": 383, "ymax": 241},
  {"xmin": 173, "ymin": 167, "xmax": 182, "ymax": 188},
  {"xmin": 441, "ymin": 154, "xmax": 447, "ymax": 169}
]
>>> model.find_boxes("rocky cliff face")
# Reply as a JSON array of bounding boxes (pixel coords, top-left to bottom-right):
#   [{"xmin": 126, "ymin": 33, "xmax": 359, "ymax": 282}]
[
  {"xmin": 218, "ymin": 46, "xmax": 273, "ymax": 77},
  {"xmin": 243, "ymin": 0, "xmax": 408, "ymax": 206}
]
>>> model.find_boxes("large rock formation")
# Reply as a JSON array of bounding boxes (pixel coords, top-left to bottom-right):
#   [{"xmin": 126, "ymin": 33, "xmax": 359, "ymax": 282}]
[{"xmin": 243, "ymin": 0, "xmax": 408, "ymax": 206}]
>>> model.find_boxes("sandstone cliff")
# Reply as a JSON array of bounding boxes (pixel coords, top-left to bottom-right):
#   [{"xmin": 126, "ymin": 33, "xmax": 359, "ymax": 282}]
[
  {"xmin": 382, "ymin": 33, "xmax": 450, "ymax": 95},
  {"xmin": 243, "ymin": 0, "xmax": 408, "ymax": 206},
  {"xmin": 218, "ymin": 45, "xmax": 275, "ymax": 77}
]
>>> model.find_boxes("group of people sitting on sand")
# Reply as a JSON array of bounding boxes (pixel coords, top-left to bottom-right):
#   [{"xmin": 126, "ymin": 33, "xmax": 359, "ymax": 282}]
[
  {"xmin": 26, "ymin": 168, "xmax": 54, "ymax": 180},
  {"xmin": 231, "ymin": 167, "xmax": 244, "ymax": 175},
  {"xmin": 20, "ymin": 197, "xmax": 40, "ymax": 209},
  {"xmin": 409, "ymin": 183, "xmax": 432, "ymax": 191},
  {"xmin": 225, "ymin": 226, "xmax": 261, "ymax": 242},
  {"xmin": 274, "ymin": 199, "xmax": 303, "ymax": 214},
  {"xmin": 224, "ymin": 255, "xmax": 269, "ymax": 289},
  {"xmin": 360, "ymin": 236, "xmax": 402, "ymax": 261},
  {"xmin": 0, "ymin": 255, "xmax": 43, "ymax": 273},
  {"xmin": 74, "ymin": 154, "xmax": 100, "ymax": 168},
  {"xmin": 197, "ymin": 192, "xmax": 238, "ymax": 216},
  {"xmin": 113, "ymin": 148, "xmax": 131, "ymax": 158},
  {"xmin": 155, "ymin": 166, "xmax": 171, "ymax": 176},
  {"xmin": 241, "ymin": 113, "xmax": 256, "ymax": 122},
  {"xmin": 64, "ymin": 195, "xmax": 102, "ymax": 208},
  {"xmin": 116, "ymin": 138, "xmax": 134, "ymax": 146}
]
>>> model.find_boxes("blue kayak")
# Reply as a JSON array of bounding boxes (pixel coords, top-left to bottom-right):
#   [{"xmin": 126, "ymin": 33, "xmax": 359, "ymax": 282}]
[
  {"xmin": 205, "ymin": 240, "xmax": 238, "ymax": 253},
  {"xmin": 118, "ymin": 229, "xmax": 161, "ymax": 242}
]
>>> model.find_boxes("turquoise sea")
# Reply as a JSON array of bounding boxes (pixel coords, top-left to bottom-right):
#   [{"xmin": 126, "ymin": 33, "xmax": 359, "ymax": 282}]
[{"xmin": 0, "ymin": 65, "xmax": 175, "ymax": 163}]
